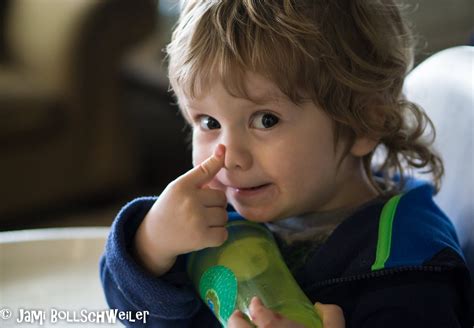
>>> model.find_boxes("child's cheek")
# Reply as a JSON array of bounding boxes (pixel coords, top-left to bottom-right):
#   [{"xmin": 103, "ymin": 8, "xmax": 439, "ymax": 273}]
[
  {"xmin": 206, "ymin": 178, "xmax": 226, "ymax": 192},
  {"xmin": 191, "ymin": 147, "xmax": 208, "ymax": 168},
  {"xmin": 191, "ymin": 134, "xmax": 215, "ymax": 162}
]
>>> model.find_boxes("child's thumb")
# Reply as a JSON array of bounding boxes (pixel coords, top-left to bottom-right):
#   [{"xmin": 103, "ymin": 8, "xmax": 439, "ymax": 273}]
[{"xmin": 314, "ymin": 302, "xmax": 345, "ymax": 328}]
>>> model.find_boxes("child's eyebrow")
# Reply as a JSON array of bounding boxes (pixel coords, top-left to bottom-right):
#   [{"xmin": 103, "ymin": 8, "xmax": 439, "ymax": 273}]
[
  {"xmin": 247, "ymin": 89, "xmax": 287, "ymax": 105},
  {"xmin": 179, "ymin": 104, "xmax": 196, "ymax": 123}
]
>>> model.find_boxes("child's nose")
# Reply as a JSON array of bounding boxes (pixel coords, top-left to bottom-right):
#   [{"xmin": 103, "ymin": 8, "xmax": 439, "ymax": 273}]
[{"xmin": 220, "ymin": 134, "xmax": 253, "ymax": 171}]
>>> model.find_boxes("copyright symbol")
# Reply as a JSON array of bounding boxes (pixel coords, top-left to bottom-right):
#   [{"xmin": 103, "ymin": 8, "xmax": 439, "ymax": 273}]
[{"xmin": 0, "ymin": 308, "xmax": 13, "ymax": 320}]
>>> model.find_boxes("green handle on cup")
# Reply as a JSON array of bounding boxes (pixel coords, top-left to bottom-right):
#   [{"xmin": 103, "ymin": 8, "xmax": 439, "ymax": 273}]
[{"xmin": 187, "ymin": 217, "xmax": 323, "ymax": 328}]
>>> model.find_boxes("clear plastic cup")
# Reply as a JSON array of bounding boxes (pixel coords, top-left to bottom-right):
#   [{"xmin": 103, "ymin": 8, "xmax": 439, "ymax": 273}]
[{"xmin": 187, "ymin": 218, "xmax": 323, "ymax": 327}]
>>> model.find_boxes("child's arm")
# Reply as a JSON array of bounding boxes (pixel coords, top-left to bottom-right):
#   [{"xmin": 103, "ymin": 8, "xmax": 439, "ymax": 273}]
[
  {"xmin": 99, "ymin": 146, "xmax": 228, "ymax": 326},
  {"xmin": 99, "ymin": 197, "xmax": 219, "ymax": 327}
]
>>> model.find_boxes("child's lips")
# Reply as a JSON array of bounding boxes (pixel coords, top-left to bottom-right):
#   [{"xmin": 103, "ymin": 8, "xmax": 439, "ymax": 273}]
[
  {"xmin": 229, "ymin": 183, "xmax": 270, "ymax": 191},
  {"xmin": 228, "ymin": 183, "xmax": 273, "ymax": 196}
]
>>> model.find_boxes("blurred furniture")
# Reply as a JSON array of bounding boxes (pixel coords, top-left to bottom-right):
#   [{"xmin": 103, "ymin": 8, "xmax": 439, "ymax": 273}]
[
  {"xmin": 120, "ymin": 32, "xmax": 192, "ymax": 193},
  {"xmin": 0, "ymin": 0, "xmax": 156, "ymax": 221},
  {"xmin": 0, "ymin": 227, "xmax": 116, "ymax": 327},
  {"xmin": 404, "ymin": 46, "xmax": 474, "ymax": 280}
]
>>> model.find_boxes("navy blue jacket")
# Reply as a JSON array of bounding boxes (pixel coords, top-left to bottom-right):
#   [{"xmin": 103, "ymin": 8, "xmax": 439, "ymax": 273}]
[{"xmin": 100, "ymin": 183, "xmax": 472, "ymax": 327}]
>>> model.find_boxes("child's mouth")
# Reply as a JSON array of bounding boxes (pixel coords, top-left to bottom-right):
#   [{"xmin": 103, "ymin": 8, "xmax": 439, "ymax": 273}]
[
  {"xmin": 231, "ymin": 183, "xmax": 272, "ymax": 195},
  {"xmin": 241, "ymin": 185, "xmax": 266, "ymax": 190},
  {"xmin": 227, "ymin": 182, "xmax": 276, "ymax": 203}
]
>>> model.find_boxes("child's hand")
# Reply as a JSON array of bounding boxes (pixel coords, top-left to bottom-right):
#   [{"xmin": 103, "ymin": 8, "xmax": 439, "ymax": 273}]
[
  {"xmin": 228, "ymin": 297, "xmax": 345, "ymax": 328},
  {"xmin": 228, "ymin": 297, "xmax": 306, "ymax": 328},
  {"xmin": 133, "ymin": 144, "xmax": 228, "ymax": 276},
  {"xmin": 314, "ymin": 302, "xmax": 345, "ymax": 328}
]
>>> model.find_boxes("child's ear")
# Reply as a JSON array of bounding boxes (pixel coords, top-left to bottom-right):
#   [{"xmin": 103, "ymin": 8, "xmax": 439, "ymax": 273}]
[{"xmin": 350, "ymin": 137, "xmax": 378, "ymax": 157}]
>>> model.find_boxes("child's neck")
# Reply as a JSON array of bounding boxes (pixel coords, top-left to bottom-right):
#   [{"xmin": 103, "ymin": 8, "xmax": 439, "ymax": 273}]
[{"xmin": 321, "ymin": 158, "xmax": 380, "ymax": 213}]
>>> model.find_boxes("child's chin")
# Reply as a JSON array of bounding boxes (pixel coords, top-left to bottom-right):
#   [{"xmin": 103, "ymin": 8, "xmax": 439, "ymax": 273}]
[{"xmin": 232, "ymin": 206, "xmax": 278, "ymax": 223}]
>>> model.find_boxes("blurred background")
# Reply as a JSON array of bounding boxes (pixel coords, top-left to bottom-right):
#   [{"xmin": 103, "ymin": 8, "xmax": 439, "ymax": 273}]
[{"xmin": 0, "ymin": 0, "xmax": 472, "ymax": 231}]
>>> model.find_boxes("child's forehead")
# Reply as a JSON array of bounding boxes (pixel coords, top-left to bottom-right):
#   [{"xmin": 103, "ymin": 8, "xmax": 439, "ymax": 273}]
[{"xmin": 179, "ymin": 71, "xmax": 291, "ymax": 107}]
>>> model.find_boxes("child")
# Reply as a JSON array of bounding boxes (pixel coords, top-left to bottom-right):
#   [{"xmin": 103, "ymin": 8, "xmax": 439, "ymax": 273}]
[{"xmin": 100, "ymin": 0, "xmax": 472, "ymax": 327}]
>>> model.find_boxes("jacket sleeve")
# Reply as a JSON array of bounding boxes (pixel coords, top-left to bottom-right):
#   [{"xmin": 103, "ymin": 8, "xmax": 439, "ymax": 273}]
[{"xmin": 99, "ymin": 197, "xmax": 218, "ymax": 327}]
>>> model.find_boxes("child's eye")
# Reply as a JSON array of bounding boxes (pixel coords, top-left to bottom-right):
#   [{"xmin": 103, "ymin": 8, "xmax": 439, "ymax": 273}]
[
  {"xmin": 198, "ymin": 115, "xmax": 221, "ymax": 130},
  {"xmin": 251, "ymin": 112, "xmax": 280, "ymax": 129}
]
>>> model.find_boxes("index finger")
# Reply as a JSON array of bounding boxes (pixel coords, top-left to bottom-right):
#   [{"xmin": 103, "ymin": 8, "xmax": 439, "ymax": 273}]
[{"xmin": 180, "ymin": 144, "xmax": 226, "ymax": 188}]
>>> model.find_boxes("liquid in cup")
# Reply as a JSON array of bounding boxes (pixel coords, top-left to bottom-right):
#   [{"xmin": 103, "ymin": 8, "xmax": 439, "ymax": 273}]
[{"xmin": 187, "ymin": 218, "xmax": 323, "ymax": 327}]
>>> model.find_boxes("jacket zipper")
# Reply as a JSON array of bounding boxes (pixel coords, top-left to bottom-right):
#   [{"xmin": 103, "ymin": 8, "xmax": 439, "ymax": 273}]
[{"xmin": 309, "ymin": 265, "xmax": 446, "ymax": 289}]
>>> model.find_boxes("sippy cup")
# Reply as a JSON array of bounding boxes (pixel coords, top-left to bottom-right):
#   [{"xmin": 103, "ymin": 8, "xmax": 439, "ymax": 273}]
[{"xmin": 187, "ymin": 214, "xmax": 323, "ymax": 327}]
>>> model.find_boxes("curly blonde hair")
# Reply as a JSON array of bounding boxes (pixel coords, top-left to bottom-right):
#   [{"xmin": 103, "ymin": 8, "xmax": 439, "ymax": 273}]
[{"xmin": 166, "ymin": 0, "xmax": 444, "ymax": 193}]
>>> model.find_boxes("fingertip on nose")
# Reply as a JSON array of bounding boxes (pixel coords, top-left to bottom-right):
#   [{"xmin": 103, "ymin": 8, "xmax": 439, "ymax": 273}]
[{"xmin": 214, "ymin": 144, "xmax": 226, "ymax": 158}]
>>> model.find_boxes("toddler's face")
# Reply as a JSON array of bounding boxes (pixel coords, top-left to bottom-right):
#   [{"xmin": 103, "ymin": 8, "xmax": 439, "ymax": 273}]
[{"xmin": 180, "ymin": 73, "xmax": 368, "ymax": 222}]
